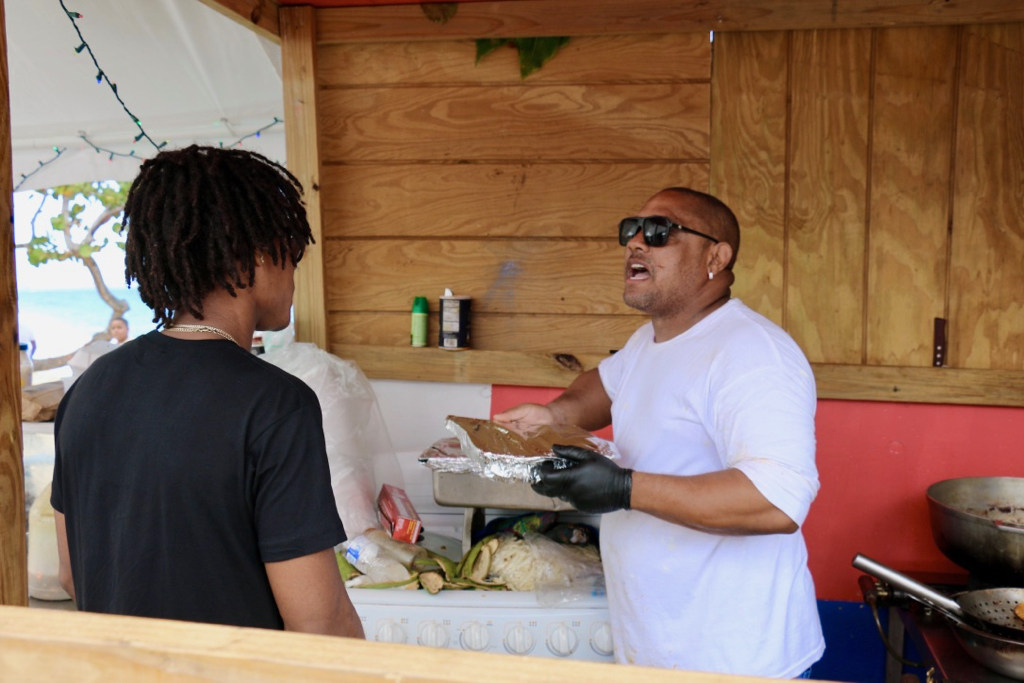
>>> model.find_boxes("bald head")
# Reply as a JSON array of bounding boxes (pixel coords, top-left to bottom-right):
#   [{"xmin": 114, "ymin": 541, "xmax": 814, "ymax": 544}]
[{"xmin": 658, "ymin": 188, "xmax": 740, "ymax": 269}]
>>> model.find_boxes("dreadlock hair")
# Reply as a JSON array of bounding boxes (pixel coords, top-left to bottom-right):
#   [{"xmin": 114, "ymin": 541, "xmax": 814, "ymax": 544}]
[{"xmin": 123, "ymin": 145, "xmax": 312, "ymax": 327}]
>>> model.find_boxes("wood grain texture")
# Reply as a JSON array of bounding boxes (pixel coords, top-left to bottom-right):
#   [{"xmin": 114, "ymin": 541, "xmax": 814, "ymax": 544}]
[
  {"xmin": 323, "ymin": 239, "xmax": 629, "ymax": 315},
  {"xmin": 786, "ymin": 29, "xmax": 872, "ymax": 364},
  {"xmin": 866, "ymin": 26, "xmax": 957, "ymax": 367},
  {"xmin": 317, "ymin": 83, "xmax": 711, "ymax": 162},
  {"xmin": 329, "ymin": 310, "xmax": 643, "ymax": 353},
  {"xmin": 0, "ymin": 0, "xmax": 27, "ymax": 608},
  {"xmin": 315, "ymin": 0, "xmax": 1024, "ymax": 43},
  {"xmin": 334, "ymin": 345, "xmax": 1024, "ymax": 406},
  {"xmin": 710, "ymin": 31, "xmax": 788, "ymax": 326},
  {"xmin": 0, "ymin": 605, "xmax": 770, "ymax": 683},
  {"xmin": 812, "ymin": 364, "xmax": 1024, "ymax": 407},
  {"xmin": 320, "ymin": 163, "xmax": 710, "ymax": 239},
  {"xmin": 317, "ymin": 33, "xmax": 712, "ymax": 86},
  {"xmin": 281, "ymin": 7, "xmax": 328, "ymax": 349},
  {"xmin": 331, "ymin": 344, "xmax": 608, "ymax": 387},
  {"xmin": 196, "ymin": 0, "xmax": 280, "ymax": 42},
  {"xmin": 950, "ymin": 23, "xmax": 1024, "ymax": 370}
]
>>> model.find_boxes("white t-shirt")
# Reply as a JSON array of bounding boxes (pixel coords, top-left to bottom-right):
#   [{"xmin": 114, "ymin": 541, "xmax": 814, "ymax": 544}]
[{"xmin": 598, "ymin": 299, "xmax": 824, "ymax": 677}]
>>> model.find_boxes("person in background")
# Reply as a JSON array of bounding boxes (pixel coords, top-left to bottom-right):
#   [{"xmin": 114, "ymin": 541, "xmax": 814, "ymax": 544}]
[
  {"xmin": 107, "ymin": 317, "xmax": 129, "ymax": 344},
  {"xmin": 51, "ymin": 145, "xmax": 363, "ymax": 638},
  {"xmin": 495, "ymin": 187, "xmax": 823, "ymax": 678}
]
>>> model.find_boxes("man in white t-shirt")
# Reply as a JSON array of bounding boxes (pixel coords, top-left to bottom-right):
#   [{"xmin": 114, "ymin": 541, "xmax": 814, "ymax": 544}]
[{"xmin": 494, "ymin": 187, "xmax": 824, "ymax": 678}]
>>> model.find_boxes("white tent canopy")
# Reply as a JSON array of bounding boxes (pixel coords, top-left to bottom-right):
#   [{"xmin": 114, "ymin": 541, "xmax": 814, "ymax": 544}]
[{"xmin": 6, "ymin": 0, "xmax": 285, "ymax": 191}]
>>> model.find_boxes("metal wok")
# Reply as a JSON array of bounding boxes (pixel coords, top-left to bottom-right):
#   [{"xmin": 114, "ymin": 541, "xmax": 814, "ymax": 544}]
[
  {"xmin": 928, "ymin": 477, "xmax": 1024, "ymax": 584},
  {"xmin": 952, "ymin": 620, "xmax": 1024, "ymax": 680},
  {"xmin": 852, "ymin": 554, "xmax": 1024, "ymax": 641}
]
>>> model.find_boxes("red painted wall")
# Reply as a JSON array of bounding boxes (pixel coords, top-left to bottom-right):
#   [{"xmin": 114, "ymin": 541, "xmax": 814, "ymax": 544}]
[{"xmin": 491, "ymin": 385, "xmax": 1024, "ymax": 600}]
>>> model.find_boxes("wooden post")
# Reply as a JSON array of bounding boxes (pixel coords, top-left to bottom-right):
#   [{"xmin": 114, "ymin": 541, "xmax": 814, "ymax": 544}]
[
  {"xmin": 0, "ymin": 0, "xmax": 28, "ymax": 607},
  {"xmin": 280, "ymin": 6, "xmax": 328, "ymax": 349}
]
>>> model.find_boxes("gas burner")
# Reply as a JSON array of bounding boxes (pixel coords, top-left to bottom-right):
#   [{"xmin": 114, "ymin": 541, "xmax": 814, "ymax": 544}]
[{"xmin": 858, "ymin": 572, "xmax": 1023, "ymax": 682}]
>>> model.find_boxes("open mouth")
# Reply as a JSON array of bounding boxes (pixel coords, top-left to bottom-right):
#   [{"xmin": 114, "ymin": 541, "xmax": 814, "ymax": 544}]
[{"xmin": 628, "ymin": 262, "xmax": 651, "ymax": 281}]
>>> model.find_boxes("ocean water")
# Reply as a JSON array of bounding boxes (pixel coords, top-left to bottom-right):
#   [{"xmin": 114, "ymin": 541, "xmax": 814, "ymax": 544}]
[{"xmin": 17, "ymin": 287, "xmax": 159, "ymax": 359}]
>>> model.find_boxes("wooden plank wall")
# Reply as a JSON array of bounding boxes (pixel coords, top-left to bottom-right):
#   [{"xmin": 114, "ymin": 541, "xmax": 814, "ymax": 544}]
[
  {"xmin": 317, "ymin": 33, "xmax": 712, "ymax": 385},
  {"xmin": 711, "ymin": 24, "xmax": 1024, "ymax": 375},
  {"xmin": 311, "ymin": 12, "xmax": 1024, "ymax": 401}
]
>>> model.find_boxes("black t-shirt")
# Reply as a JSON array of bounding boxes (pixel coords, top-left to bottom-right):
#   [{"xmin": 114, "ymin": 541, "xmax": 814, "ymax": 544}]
[{"xmin": 51, "ymin": 331, "xmax": 346, "ymax": 629}]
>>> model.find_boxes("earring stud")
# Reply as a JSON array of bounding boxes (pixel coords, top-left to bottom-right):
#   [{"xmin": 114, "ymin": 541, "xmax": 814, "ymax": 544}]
[{"xmin": 708, "ymin": 271, "xmax": 714, "ymax": 281}]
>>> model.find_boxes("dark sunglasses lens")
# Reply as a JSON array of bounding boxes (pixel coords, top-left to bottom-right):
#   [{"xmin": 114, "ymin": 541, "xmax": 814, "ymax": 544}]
[
  {"xmin": 619, "ymin": 216, "xmax": 674, "ymax": 246},
  {"xmin": 618, "ymin": 218, "xmax": 641, "ymax": 246},
  {"xmin": 643, "ymin": 217, "xmax": 671, "ymax": 247}
]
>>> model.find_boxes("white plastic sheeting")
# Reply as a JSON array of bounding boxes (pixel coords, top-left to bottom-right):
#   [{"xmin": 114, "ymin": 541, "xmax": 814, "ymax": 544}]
[{"xmin": 6, "ymin": 0, "xmax": 285, "ymax": 190}]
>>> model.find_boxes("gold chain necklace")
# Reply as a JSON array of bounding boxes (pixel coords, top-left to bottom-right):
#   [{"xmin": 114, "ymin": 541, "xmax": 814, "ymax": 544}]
[{"xmin": 165, "ymin": 324, "xmax": 239, "ymax": 345}]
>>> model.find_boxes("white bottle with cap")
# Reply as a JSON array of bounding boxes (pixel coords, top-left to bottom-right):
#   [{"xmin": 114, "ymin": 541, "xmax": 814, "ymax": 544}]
[
  {"xmin": 19, "ymin": 343, "xmax": 33, "ymax": 387},
  {"xmin": 344, "ymin": 534, "xmax": 410, "ymax": 584}
]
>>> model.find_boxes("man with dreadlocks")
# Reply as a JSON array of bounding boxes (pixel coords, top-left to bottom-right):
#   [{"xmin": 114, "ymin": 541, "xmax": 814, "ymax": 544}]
[{"xmin": 50, "ymin": 145, "xmax": 363, "ymax": 638}]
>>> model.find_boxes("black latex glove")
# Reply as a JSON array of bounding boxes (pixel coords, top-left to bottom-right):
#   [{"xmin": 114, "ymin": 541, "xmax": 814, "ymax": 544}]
[{"xmin": 531, "ymin": 444, "xmax": 633, "ymax": 514}]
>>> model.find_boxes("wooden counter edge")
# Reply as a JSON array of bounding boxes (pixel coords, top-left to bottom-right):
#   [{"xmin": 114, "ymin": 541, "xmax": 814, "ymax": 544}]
[{"xmin": 0, "ymin": 605, "xmax": 798, "ymax": 682}]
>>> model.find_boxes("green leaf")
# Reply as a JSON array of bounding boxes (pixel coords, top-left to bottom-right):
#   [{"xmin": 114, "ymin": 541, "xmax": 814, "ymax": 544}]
[
  {"xmin": 115, "ymin": 241, "xmax": 126, "ymax": 251},
  {"xmin": 475, "ymin": 38, "xmax": 510, "ymax": 65},
  {"xmin": 79, "ymin": 244, "xmax": 97, "ymax": 258},
  {"xmin": 25, "ymin": 236, "xmax": 60, "ymax": 266},
  {"xmin": 112, "ymin": 222, "xmax": 123, "ymax": 234},
  {"xmin": 514, "ymin": 36, "xmax": 570, "ymax": 79}
]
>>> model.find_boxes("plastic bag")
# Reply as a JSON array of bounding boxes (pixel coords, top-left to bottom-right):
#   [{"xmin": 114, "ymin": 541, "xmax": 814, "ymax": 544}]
[
  {"xmin": 489, "ymin": 532, "xmax": 604, "ymax": 605},
  {"xmin": 262, "ymin": 341, "xmax": 403, "ymax": 539}
]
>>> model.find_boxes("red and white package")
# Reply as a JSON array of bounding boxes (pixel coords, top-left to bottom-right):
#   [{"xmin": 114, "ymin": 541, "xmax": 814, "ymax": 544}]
[{"xmin": 377, "ymin": 483, "xmax": 422, "ymax": 543}]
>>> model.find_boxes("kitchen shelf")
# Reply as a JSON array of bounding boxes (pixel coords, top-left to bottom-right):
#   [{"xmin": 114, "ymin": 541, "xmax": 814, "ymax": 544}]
[{"xmin": 333, "ymin": 343, "xmax": 1024, "ymax": 408}]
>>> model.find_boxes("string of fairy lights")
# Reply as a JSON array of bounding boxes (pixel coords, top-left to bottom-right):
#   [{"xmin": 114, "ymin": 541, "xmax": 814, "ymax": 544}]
[{"xmin": 13, "ymin": 4, "xmax": 284, "ymax": 193}]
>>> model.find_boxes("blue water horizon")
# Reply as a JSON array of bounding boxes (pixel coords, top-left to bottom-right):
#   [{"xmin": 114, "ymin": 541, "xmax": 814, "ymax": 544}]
[{"xmin": 17, "ymin": 287, "xmax": 160, "ymax": 358}]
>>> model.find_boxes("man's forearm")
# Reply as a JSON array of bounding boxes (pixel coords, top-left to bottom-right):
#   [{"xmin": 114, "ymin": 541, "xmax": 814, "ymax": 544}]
[
  {"xmin": 285, "ymin": 594, "xmax": 364, "ymax": 638},
  {"xmin": 549, "ymin": 369, "xmax": 613, "ymax": 431},
  {"xmin": 630, "ymin": 468, "xmax": 798, "ymax": 535}
]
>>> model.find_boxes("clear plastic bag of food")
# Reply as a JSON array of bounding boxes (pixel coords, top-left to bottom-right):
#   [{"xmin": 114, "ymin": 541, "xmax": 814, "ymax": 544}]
[
  {"xmin": 489, "ymin": 532, "xmax": 604, "ymax": 605},
  {"xmin": 444, "ymin": 415, "xmax": 618, "ymax": 483}
]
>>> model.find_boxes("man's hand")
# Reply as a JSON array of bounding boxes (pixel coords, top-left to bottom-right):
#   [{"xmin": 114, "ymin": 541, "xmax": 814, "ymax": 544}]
[
  {"xmin": 531, "ymin": 444, "xmax": 633, "ymax": 514},
  {"xmin": 493, "ymin": 403, "xmax": 558, "ymax": 430},
  {"xmin": 491, "ymin": 401, "xmax": 557, "ymax": 428}
]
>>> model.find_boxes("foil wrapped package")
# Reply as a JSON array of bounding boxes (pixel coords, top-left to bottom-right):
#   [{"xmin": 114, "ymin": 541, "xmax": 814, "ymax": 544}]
[
  {"xmin": 440, "ymin": 415, "xmax": 619, "ymax": 484},
  {"xmin": 419, "ymin": 437, "xmax": 478, "ymax": 475}
]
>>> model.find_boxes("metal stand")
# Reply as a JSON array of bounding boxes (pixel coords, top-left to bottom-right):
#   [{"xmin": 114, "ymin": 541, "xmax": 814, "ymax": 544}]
[{"xmin": 462, "ymin": 507, "xmax": 486, "ymax": 553}]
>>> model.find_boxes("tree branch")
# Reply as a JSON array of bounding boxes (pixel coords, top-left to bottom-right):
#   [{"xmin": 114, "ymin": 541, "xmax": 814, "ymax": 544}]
[
  {"xmin": 59, "ymin": 194, "xmax": 78, "ymax": 251},
  {"xmin": 86, "ymin": 206, "xmax": 123, "ymax": 243}
]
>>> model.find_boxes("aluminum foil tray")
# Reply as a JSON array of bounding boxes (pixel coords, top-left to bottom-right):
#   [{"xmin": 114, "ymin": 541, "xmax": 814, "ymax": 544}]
[
  {"xmin": 431, "ymin": 471, "xmax": 574, "ymax": 511},
  {"xmin": 441, "ymin": 416, "xmax": 618, "ymax": 484}
]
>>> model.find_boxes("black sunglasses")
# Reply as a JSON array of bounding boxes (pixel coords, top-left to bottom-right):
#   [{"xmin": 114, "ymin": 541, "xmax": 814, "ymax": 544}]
[{"xmin": 618, "ymin": 216, "xmax": 720, "ymax": 247}]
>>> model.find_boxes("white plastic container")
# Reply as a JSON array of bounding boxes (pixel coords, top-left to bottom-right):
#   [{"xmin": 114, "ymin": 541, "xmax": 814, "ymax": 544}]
[
  {"xmin": 344, "ymin": 534, "xmax": 411, "ymax": 584},
  {"xmin": 19, "ymin": 343, "xmax": 33, "ymax": 387},
  {"xmin": 27, "ymin": 482, "xmax": 71, "ymax": 601}
]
